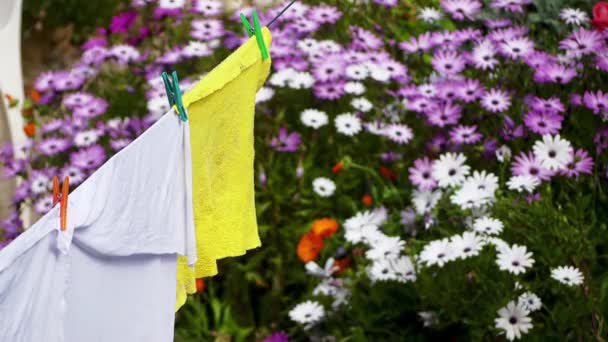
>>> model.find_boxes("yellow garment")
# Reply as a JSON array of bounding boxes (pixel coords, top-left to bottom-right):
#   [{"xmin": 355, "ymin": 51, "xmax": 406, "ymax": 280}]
[{"xmin": 174, "ymin": 28, "xmax": 272, "ymax": 310}]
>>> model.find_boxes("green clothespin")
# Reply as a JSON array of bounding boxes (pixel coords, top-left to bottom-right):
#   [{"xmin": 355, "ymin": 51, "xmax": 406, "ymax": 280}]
[
  {"xmin": 161, "ymin": 71, "xmax": 188, "ymax": 122},
  {"xmin": 239, "ymin": 10, "xmax": 269, "ymax": 60}
]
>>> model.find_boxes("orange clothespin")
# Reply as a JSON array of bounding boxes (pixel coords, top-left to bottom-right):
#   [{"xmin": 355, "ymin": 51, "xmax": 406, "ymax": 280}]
[
  {"xmin": 52, "ymin": 176, "xmax": 60, "ymax": 206},
  {"xmin": 60, "ymin": 176, "xmax": 69, "ymax": 231}
]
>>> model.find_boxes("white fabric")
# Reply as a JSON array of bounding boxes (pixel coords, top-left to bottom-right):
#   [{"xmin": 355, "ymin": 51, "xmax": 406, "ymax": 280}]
[{"xmin": 0, "ymin": 112, "xmax": 195, "ymax": 342}]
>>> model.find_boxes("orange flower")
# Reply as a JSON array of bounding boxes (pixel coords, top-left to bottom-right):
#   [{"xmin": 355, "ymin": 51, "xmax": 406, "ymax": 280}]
[
  {"xmin": 362, "ymin": 194, "xmax": 373, "ymax": 206},
  {"xmin": 379, "ymin": 165, "xmax": 398, "ymax": 182},
  {"xmin": 311, "ymin": 218, "xmax": 339, "ymax": 239},
  {"xmin": 297, "ymin": 232, "xmax": 324, "ymax": 263},
  {"xmin": 23, "ymin": 122, "xmax": 36, "ymax": 137},
  {"xmin": 30, "ymin": 90, "xmax": 41, "ymax": 103},
  {"xmin": 333, "ymin": 257, "xmax": 352, "ymax": 274},
  {"xmin": 331, "ymin": 161, "xmax": 343, "ymax": 174},
  {"xmin": 196, "ymin": 278, "xmax": 205, "ymax": 292}
]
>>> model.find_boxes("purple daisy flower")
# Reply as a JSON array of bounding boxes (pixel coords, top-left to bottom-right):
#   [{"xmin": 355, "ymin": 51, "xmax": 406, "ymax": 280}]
[
  {"xmin": 313, "ymin": 57, "xmax": 346, "ymax": 82},
  {"xmin": 409, "ymin": 157, "xmax": 437, "ymax": 190},
  {"xmin": 524, "ymin": 111, "xmax": 564, "ymax": 135},
  {"xmin": 13, "ymin": 181, "xmax": 30, "ymax": 204},
  {"xmin": 0, "ymin": 143, "xmax": 13, "ymax": 162},
  {"xmin": 109, "ymin": 44, "xmax": 141, "ymax": 64},
  {"xmin": 34, "ymin": 195, "xmax": 55, "ymax": 215},
  {"xmin": 583, "ymin": 90, "xmax": 608, "ymax": 115},
  {"xmin": 483, "ymin": 139, "xmax": 499, "ymax": 159},
  {"xmin": 441, "ymin": 0, "xmax": 482, "ymax": 21},
  {"xmin": 560, "ymin": 149, "xmax": 594, "ymax": 177},
  {"xmin": 488, "ymin": 26, "xmax": 529, "ymax": 43},
  {"xmin": 481, "ymin": 88, "xmax": 511, "ymax": 113},
  {"xmin": 534, "ymin": 63, "xmax": 577, "ymax": 84},
  {"xmin": 270, "ymin": 128, "xmax": 301, "ymax": 152},
  {"xmin": 53, "ymin": 71, "xmax": 85, "ymax": 92},
  {"xmin": 193, "ymin": 0, "xmax": 223, "ymax": 16},
  {"xmin": 431, "ymin": 31, "xmax": 460, "ymax": 49},
  {"xmin": 191, "ymin": 19, "xmax": 225, "ymax": 41},
  {"xmin": 156, "ymin": 48, "xmax": 183, "ymax": 65},
  {"xmin": 559, "ymin": 28, "xmax": 605, "ymax": 57},
  {"xmin": 70, "ymin": 145, "xmax": 107, "ymax": 170},
  {"xmin": 289, "ymin": 17, "xmax": 321, "ymax": 34},
  {"xmin": 313, "ymin": 81, "xmax": 346, "ymax": 100},
  {"xmin": 373, "ymin": 0, "xmax": 398, "ymax": 6},
  {"xmin": 524, "ymin": 51, "xmax": 555, "ymax": 69},
  {"xmin": 61, "ymin": 165, "xmax": 87, "ymax": 185},
  {"xmin": 426, "ymin": 102, "xmax": 461, "ymax": 127},
  {"xmin": 1, "ymin": 211, "xmax": 23, "ymax": 238},
  {"xmin": 432, "ymin": 50, "xmax": 466, "ymax": 75},
  {"xmin": 81, "ymin": 36, "xmax": 108, "ymax": 50},
  {"xmin": 450, "ymin": 125, "xmax": 482, "ymax": 144},
  {"xmin": 62, "ymin": 92, "xmax": 95, "ymax": 109},
  {"xmin": 110, "ymin": 138, "xmax": 132, "ymax": 151},
  {"xmin": 263, "ymin": 331, "xmax": 289, "ymax": 342},
  {"xmin": 381, "ymin": 151, "xmax": 402, "ymax": 162},
  {"xmin": 500, "ymin": 36, "xmax": 534, "ymax": 59},
  {"xmin": 308, "ymin": 6, "xmax": 342, "ymax": 24},
  {"xmin": 110, "ymin": 11, "xmax": 138, "ymax": 34},
  {"xmin": 594, "ymin": 127, "xmax": 608, "ymax": 154},
  {"xmin": 81, "ymin": 46, "xmax": 109, "ymax": 66},
  {"xmin": 511, "ymin": 151, "xmax": 553, "ymax": 181},
  {"xmin": 470, "ymin": 40, "xmax": 498, "ymax": 70},
  {"xmin": 529, "ymin": 97, "xmax": 565, "ymax": 113},
  {"xmin": 2, "ymin": 158, "xmax": 26, "ymax": 178},
  {"xmin": 490, "ymin": 0, "xmax": 531, "ymax": 13},
  {"xmin": 399, "ymin": 33, "xmax": 434, "ymax": 54},
  {"xmin": 37, "ymin": 137, "xmax": 71, "ymax": 156},
  {"xmin": 501, "ymin": 115, "xmax": 526, "ymax": 141},
  {"xmin": 435, "ymin": 80, "xmax": 460, "ymax": 101},
  {"xmin": 456, "ymin": 78, "xmax": 485, "ymax": 102},
  {"xmin": 73, "ymin": 99, "xmax": 109, "ymax": 119},
  {"xmin": 34, "ymin": 71, "xmax": 56, "ymax": 92},
  {"xmin": 485, "ymin": 18, "xmax": 512, "ymax": 29},
  {"xmin": 350, "ymin": 27, "xmax": 384, "ymax": 50},
  {"xmin": 407, "ymin": 97, "xmax": 434, "ymax": 113}
]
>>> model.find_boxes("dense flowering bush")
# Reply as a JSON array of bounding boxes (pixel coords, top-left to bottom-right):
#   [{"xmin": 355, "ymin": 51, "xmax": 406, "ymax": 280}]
[{"xmin": 2, "ymin": 0, "xmax": 608, "ymax": 340}]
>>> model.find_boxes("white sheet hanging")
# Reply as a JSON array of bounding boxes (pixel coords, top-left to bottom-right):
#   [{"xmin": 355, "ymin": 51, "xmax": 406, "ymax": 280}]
[{"xmin": 0, "ymin": 111, "xmax": 195, "ymax": 342}]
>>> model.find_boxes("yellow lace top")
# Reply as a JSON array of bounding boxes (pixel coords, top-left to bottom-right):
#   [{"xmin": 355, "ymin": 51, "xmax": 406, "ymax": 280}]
[{"xmin": 175, "ymin": 28, "xmax": 272, "ymax": 310}]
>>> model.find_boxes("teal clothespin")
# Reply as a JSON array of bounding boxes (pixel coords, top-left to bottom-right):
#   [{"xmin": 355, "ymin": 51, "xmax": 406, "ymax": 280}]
[
  {"xmin": 240, "ymin": 10, "xmax": 269, "ymax": 60},
  {"xmin": 161, "ymin": 71, "xmax": 188, "ymax": 122}
]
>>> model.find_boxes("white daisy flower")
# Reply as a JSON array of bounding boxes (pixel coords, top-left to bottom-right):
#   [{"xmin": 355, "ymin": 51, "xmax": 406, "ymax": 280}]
[
  {"xmin": 473, "ymin": 216, "xmax": 504, "ymax": 235},
  {"xmin": 344, "ymin": 208, "xmax": 388, "ymax": 231},
  {"xmin": 366, "ymin": 63, "xmax": 391, "ymax": 82},
  {"xmin": 345, "ymin": 223, "xmax": 386, "ymax": 245},
  {"xmin": 485, "ymin": 237, "xmax": 510, "ymax": 253},
  {"xmin": 147, "ymin": 96, "xmax": 171, "ymax": 118},
  {"xmin": 507, "ymin": 175, "xmax": 540, "ymax": 193},
  {"xmin": 74, "ymin": 129, "xmax": 100, "ymax": 147},
  {"xmin": 345, "ymin": 64, "xmax": 370, "ymax": 80},
  {"xmin": 392, "ymin": 256, "xmax": 417, "ymax": 282},
  {"xmin": 365, "ymin": 236, "xmax": 406, "ymax": 260},
  {"xmin": 450, "ymin": 182, "xmax": 493, "ymax": 209},
  {"xmin": 182, "ymin": 41, "xmax": 212, "ymax": 58},
  {"xmin": 289, "ymin": 71, "xmax": 315, "ymax": 89},
  {"xmin": 518, "ymin": 292, "xmax": 542, "ymax": 312},
  {"xmin": 532, "ymin": 134, "xmax": 573, "ymax": 171},
  {"xmin": 318, "ymin": 40, "xmax": 342, "ymax": 53},
  {"xmin": 351, "ymin": 97, "xmax": 373, "ymax": 112},
  {"xmin": 419, "ymin": 84, "xmax": 437, "ymax": 98},
  {"xmin": 419, "ymin": 311, "xmax": 439, "ymax": 327},
  {"xmin": 305, "ymin": 257, "xmax": 337, "ymax": 278},
  {"xmin": 31, "ymin": 174, "xmax": 51, "ymax": 194},
  {"xmin": 463, "ymin": 170, "xmax": 499, "ymax": 197},
  {"xmin": 297, "ymin": 38, "xmax": 319, "ymax": 53},
  {"xmin": 158, "ymin": 0, "xmax": 186, "ymax": 9},
  {"xmin": 418, "ymin": 7, "xmax": 443, "ymax": 23},
  {"xmin": 301, "ymin": 109, "xmax": 329, "ymax": 129},
  {"xmin": 289, "ymin": 301, "xmax": 325, "ymax": 327},
  {"xmin": 255, "ymin": 87, "xmax": 274, "ymax": 103},
  {"xmin": 344, "ymin": 81, "xmax": 366, "ymax": 95},
  {"xmin": 368, "ymin": 256, "xmax": 416, "ymax": 283},
  {"xmin": 365, "ymin": 121, "xmax": 389, "ymax": 135},
  {"xmin": 269, "ymin": 68, "xmax": 297, "ymax": 87},
  {"xmin": 432, "ymin": 153, "xmax": 470, "ymax": 188},
  {"xmin": 495, "ymin": 301, "xmax": 533, "ymax": 341},
  {"xmin": 496, "ymin": 244, "xmax": 535, "ymax": 275},
  {"xmin": 419, "ymin": 238, "xmax": 456, "ymax": 267},
  {"xmin": 412, "ymin": 189, "xmax": 442, "ymax": 215},
  {"xmin": 559, "ymin": 8, "xmax": 589, "ymax": 25},
  {"xmin": 496, "ymin": 145, "xmax": 512, "ymax": 162},
  {"xmin": 335, "ymin": 113, "xmax": 362, "ymax": 136},
  {"xmin": 385, "ymin": 124, "xmax": 413, "ymax": 144},
  {"xmin": 312, "ymin": 177, "xmax": 336, "ymax": 197},
  {"xmin": 450, "ymin": 231, "xmax": 486, "ymax": 259},
  {"xmin": 551, "ymin": 266, "xmax": 584, "ymax": 286}
]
